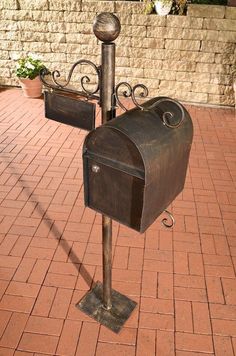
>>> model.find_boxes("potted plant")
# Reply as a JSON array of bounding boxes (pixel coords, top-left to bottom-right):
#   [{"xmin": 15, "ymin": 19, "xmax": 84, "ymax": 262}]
[
  {"xmin": 144, "ymin": 0, "xmax": 173, "ymax": 15},
  {"xmin": 15, "ymin": 55, "xmax": 46, "ymax": 98},
  {"xmin": 154, "ymin": 0, "xmax": 173, "ymax": 15}
]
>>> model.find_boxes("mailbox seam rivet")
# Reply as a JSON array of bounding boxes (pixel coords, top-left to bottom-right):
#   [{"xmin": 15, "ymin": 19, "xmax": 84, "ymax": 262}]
[{"xmin": 92, "ymin": 164, "xmax": 100, "ymax": 173}]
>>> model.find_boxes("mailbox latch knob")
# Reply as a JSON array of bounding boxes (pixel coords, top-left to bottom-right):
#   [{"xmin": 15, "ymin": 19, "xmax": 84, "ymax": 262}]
[{"xmin": 92, "ymin": 164, "xmax": 100, "ymax": 173}]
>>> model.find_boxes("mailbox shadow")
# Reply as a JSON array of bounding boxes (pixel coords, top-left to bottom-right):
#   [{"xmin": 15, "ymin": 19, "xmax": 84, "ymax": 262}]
[{"xmin": 8, "ymin": 165, "xmax": 93, "ymax": 289}]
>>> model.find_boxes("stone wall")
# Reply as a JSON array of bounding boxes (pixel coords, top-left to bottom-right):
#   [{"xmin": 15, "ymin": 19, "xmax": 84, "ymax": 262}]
[{"xmin": 0, "ymin": 0, "xmax": 236, "ymax": 106}]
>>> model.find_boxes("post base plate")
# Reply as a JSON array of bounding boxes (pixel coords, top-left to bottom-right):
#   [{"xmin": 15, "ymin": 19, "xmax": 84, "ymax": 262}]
[{"xmin": 76, "ymin": 281, "xmax": 137, "ymax": 333}]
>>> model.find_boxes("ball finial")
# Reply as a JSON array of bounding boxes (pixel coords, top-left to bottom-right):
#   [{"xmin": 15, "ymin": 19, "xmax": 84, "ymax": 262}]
[{"xmin": 93, "ymin": 13, "xmax": 121, "ymax": 43}]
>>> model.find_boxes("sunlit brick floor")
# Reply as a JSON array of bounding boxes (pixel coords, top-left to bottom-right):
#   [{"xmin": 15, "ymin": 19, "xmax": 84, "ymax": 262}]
[{"xmin": 0, "ymin": 88, "xmax": 235, "ymax": 356}]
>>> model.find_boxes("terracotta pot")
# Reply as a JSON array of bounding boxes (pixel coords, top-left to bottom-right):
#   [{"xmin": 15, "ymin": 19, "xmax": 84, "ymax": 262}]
[
  {"xmin": 154, "ymin": 0, "xmax": 172, "ymax": 16},
  {"xmin": 228, "ymin": 0, "xmax": 236, "ymax": 6},
  {"xmin": 19, "ymin": 76, "xmax": 42, "ymax": 98}
]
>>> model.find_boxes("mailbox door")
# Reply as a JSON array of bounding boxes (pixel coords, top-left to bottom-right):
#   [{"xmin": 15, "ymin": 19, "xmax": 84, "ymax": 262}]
[{"xmin": 84, "ymin": 157, "xmax": 144, "ymax": 231}]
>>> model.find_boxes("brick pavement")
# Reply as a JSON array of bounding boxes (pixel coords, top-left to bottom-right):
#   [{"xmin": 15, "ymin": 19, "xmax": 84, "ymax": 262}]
[{"xmin": 0, "ymin": 88, "xmax": 235, "ymax": 355}]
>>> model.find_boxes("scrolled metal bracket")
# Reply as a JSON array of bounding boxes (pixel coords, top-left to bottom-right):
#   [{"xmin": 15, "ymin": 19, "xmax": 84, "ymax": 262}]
[
  {"xmin": 148, "ymin": 98, "xmax": 185, "ymax": 129},
  {"xmin": 114, "ymin": 82, "xmax": 149, "ymax": 111},
  {"xmin": 161, "ymin": 210, "xmax": 175, "ymax": 228},
  {"xmin": 40, "ymin": 60, "xmax": 101, "ymax": 100}
]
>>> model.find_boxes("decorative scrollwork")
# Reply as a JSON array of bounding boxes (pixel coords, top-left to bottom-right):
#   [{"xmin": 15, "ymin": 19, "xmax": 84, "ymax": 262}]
[
  {"xmin": 161, "ymin": 210, "xmax": 175, "ymax": 228},
  {"xmin": 148, "ymin": 98, "xmax": 185, "ymax": 129},
  {"xmin": 40, "ymin": 60, "xmax": 101, "ymax": 99},
  {"xmin": 114, "ymin": 82, "xmax": 149, "ymax": 111}
]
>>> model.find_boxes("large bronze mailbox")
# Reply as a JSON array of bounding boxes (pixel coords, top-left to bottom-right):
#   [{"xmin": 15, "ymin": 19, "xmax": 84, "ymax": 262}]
[{"xmin": 83, "ymin": 97, "xmax": 193, "ymax": 233}]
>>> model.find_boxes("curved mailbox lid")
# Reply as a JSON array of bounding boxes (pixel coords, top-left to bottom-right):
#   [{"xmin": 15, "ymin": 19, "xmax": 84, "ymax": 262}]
[{"xmin": 101, "ymin": 97, "xmax": 194, "ymax": 186}]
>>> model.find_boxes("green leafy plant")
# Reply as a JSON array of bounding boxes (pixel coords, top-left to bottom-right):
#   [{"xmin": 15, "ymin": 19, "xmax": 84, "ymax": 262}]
[
  {"xmin": 15, "ymin": 55, "xmax": 46, "ymax": 80},
  {"xmin": 144, "ymin": 0, "xmax": 173, "ymax": 14},
  {"xmin": 144, "ymin": 0, "xmax": 188, "ymax": 15}
]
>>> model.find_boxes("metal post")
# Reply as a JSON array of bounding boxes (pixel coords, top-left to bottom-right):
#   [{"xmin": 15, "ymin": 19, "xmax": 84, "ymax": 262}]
[
  {"xmin": 97, "ymin": 16, "xmax": 117, "ymax": 312},
  {"xmin": 102, "ymin": 215, "xmax": 112, "ymax": 309},
  {"xmin": 77, "ymin": 13, "xmax": 137, "ymax": 333}
]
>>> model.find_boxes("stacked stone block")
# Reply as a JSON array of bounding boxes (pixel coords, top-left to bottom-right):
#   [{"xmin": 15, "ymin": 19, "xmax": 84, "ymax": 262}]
[{"xmin": 0, "ymin": 0, "xmax": 235, "ymax": 106}]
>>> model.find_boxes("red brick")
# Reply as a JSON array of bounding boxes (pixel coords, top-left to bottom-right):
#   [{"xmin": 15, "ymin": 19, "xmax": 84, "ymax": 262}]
[
  {"xmin": 0, "ymin": 310, "xmax": 12, "ymax": 338},
  {"xmin": 113, "ymin": 246, "xmax": 129, "ymax": 269},
  {"xmin": 75, "ymin": 322, "xmax": 99, "ymax": 356},
  {"xmin": 139, "ymin": 312, "xmax": 174, "ymax": 330},
  {"xmin": 6, "ymin": 281, "xmax": 40, "ymax": 298},
  {"xmin": 214, "ymin": 335, "xmax": 234, "ymax": 356},
  {"xmin": 30, "ymin": 237, "xmax": 58, "ymax": 250},
  {"xmin": 112, "ymin": 280, "xmax": 141, "ymax": 297},
  {"xmin": 201, "ymin": 234, "xmax": 217, "ymax": 255},
  {"xmin": 0, "ymin": 267, "xmax": 15, "ymax": 281},
  {"xmin": 175, "ymin": 301, "xmax": 193, "ymax": 332},
  {"xmin": 83, "ymin": 253, "xmax": 102, "ymax": 266},
  {"xmin": 185, "ymin": 216, "xmax": 199, "ymax": 233},
  {"xmin": 210, "ymin": 303, "xmax": 236, "ymax": 320},
  {"xmin": 49, "ymin": 288, "xmax": 73, "ymax": 319},
  {"xmin": 0, "ymin": 280, "xmax": 9, "ymax": 300},
  {"xmin": 28, "ymin": 259, "xmax": 50, "ymax": 285},
  {"xmin": 141, "ymin": 271, "xmax": 157, "ymax": 298},
  {"xmin": 49, "ymin": 261, "xmax": 79, "ymax": 276},
  {"xmin": 0, "ymin": 312, "xmax": 28, "ymax": 348},
  {"xmin": 232, "ymin": 337, "xmax": 236, "ymax": 355},
  {"xmin": 159, "ymin": 230, "xmax": 173, "ymax": 251},
  {"xmin": 140, "ymin": 297, "xmax": 174, "ymax": 315},
  {"xmin": 174, "ymin": 251, "xmax": 189, "ymax": 274},
  {"xmin": 116, "ymin": 234, "xmax": 144, "ymax": 249},
  {"xmin": 13, "ymin": 258, "xmax": 36, "ymax": 282},
  {"xmin": 44, "ymin": 272, "xmax": 77, "ymax": 289},
  {"xmin": 56, "ymin": 320, "xmax": 82, "ymax": 356},
  {"xmin": 145, "ymin": 229, "xmax": 159, "ymax": 250},
  {"xmin": 174, "ymin": 275, "xmax": 205, "ymax": 289},
  {"xmin": 25, "ymin": 316, "xmax": 63, "ymax": 336},
  {"xmin": 0, "ymin": 216, "xmax": 15, "ymax": 234},
  {"xmin": 203, "ymin": 254, "xmax": 232, "ymax": 266},
  {"xmin": 53, "ymin": 239, "xmax": 73, "ymax": 262},
  {"xmin": 136, "ymin": 329, "xmax": 155, "ymax": 356},
  {"xmin": 32, "ymin": 286, "xmax": 57, "ymax": 317},
  {"xmin": 0, "ymin": 347, "xmax": 14, "ymax": 356},
  {"xmin": 0, "ymin": 255, "xmax": 21, "ymax": 269},
  {"xmin": 24, "ymin": 246, "xmax": 55, "ymax": 260},
  {"xmin": 0, "ymin": 235, "xmax": 18, "ymax": 255},
  {"xmin": 174, "ymin": 241, "xmax": 201, "ymax": 253},
  {"xmin": 158, "ymin": 273, "xmax": 173, "ymax": 299},
  {"xmin": 175, "ymin": 287, "xmax": 207, "ymax": 302},
  {"xmin": 156, "ymin": 330, "xmax": 175, "ymax": 356},
  {"xmin": 75, "ymin": 264, "xmax": 95, "ymax": 291},
  {"xmin": 99, "ymin": 326, "xmax": 137, "ymax": 345},
  {"xmin": 192, "ymin": 302, "xmax": 211, "ymax": 334},
  {"xmin": 18, "ymin": 333, "xmax": 58, "ymax": 354},
  {"xmin": 10, "ymin": 236, "xmax": 32, "ymax": 257},
  {"xmin": 222, "ymin": 278, "xmax": 236, "ymax": 305},
  {"xmin": 96, "ymin": 343, "xmax": 135, "ymax": 356},
  {"xmin": 212, "ymin": 319, "xmax": 236, "ymax": 336},
  {"xmin": 205, "ymin": 276, "xmax": 224, "ymax": 304},
  {"xmin": 69, "ymin": 241, "xmax": 87, "ymax": 262},
  {"xmin": 144, "ymin": 259, "xmax": 172, "ymax": 273},
  {"xmin": 188, "ymin": 253, "xmax": 204, "ymax": 276},
  {"xmin": 176, "ymin": 332, "xmax": 213, "ymax": 353},
  {"xmin": 128, "ymin": 247, "xmax": 144, "ymax": 270},
  {"xmin": 205, "ymin": 264, "xmax": 235, "ymax": 278},
  {"xmin": 112, "ymin": 269, "xmax": 141, "ymax": 284},
  {"xmin": 0, "ymin": 295, "xmax": 35, "ymax": 313}
]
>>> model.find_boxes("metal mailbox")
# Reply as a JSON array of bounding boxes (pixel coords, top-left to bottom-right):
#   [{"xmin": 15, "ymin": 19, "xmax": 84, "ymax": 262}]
[{"xmin": 83, "ymin": 97, "xmax": 193, "ymax": 233}]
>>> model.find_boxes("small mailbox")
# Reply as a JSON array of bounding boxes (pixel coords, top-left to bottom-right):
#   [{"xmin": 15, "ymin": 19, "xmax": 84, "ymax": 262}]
[{"xmin": 83, "ymin": 97, "xmax": 193, "ymax": 233}]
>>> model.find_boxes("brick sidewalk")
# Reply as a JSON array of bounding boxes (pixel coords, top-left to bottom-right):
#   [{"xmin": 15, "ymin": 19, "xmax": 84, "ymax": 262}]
[{"xmin": 0, "ymin": 88, "xmax": 235, "ymax": 356}]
